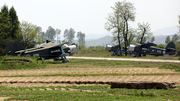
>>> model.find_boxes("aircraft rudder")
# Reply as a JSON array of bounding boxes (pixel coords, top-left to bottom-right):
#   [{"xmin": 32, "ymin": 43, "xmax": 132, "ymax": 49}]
[{"xmin": 166, "ymin": 42, "xmax": 176, "ymax": 49}]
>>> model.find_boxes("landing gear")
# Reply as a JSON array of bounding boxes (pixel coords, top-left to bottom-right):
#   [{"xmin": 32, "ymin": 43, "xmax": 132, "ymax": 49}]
[{"xmin": 62, "ymin": 59, "xmax": 70, "ymax": 63}]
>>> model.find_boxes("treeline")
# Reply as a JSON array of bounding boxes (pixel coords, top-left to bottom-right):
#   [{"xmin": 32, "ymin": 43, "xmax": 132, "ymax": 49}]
[
  {"xmin": 105, "ymin": 0, "xmax": 180, "ymax": 56},
  {"xmin": 38, "ymin": 27, "xmax": 85, "ymax": 48},
  {"xmin": 0, "ymin": 4, "xmax": 85, "ymax": 55}
]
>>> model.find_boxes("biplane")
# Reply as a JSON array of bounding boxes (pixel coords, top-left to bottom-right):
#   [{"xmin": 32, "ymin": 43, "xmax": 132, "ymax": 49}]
[{"xmin": 5, "ymin": 41, "xmax": 75, "ymax": 63}]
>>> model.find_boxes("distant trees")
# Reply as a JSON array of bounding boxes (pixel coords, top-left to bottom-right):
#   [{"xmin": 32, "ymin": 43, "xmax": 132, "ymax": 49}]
[
  {"xmin": 165, "ymin": 36, "xmax": 170, "ymax": 44},
  {"xmin": 171, "ymin": 34, "xmax": 180, "ymax": 44},
  {"xmin": 56, "ymin": 29, "xmax": 61, "ymax": 44},
  {"xmin": 45, "ymin": 26, "xmax": 56, "ymax": 42},
  {"xmin": 77, "ymin": 31, "xmax": 85, "ymax": 48},
  {"xmin": 63, "ymin": 28, "xmax": 75, "ymax": 45},
  {"xmin": 38, "ymin": 26, "xmax": 61, "ymax": 43}
]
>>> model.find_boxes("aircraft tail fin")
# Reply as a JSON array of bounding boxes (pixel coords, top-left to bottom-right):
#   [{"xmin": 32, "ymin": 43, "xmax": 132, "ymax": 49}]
[
  {"xmin": 166, "ymin": 42, "xmax": 176, "ymax": 49},
  {"xmin": 7, "ymin": 41, "xmax": 25, "ymax": 56},
  {"xmin": 165, "ymin": 42, "xmax": 176, "ymax": 55},
  {"xmin": 5, "ymin": 42, "xmax": 13, "ymax": 55}
]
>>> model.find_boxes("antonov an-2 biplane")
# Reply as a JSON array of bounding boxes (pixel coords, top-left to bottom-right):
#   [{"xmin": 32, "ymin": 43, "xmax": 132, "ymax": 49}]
[{"xmin": 5, "ymin": 41, "xmax": 72, "ymax": 63}]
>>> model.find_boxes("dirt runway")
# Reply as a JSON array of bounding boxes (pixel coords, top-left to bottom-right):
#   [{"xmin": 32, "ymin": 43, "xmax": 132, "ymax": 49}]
[{"xmin": 67, "ymin": 56, "xmax": 180, "ymax": 63}]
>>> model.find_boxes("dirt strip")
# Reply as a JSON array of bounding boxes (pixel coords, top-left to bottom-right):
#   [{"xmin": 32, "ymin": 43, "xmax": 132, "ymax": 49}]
[
  {"xmin": 0, "ymin": 75, "xmax": 179, "ymax": 84},
  {"xmin": 67, "ymin": 56, "xmax": 180, "ymax": 63}
]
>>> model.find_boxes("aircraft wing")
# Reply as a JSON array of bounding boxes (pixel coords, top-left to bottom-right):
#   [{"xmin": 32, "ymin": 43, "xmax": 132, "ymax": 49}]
[
  {"xmin": 141, "ymin": 43, "xmax": 157, "ymax": 48},
  {"xmin": 15, "ymin": 42, "xmax": 69, "ymax": 54},
  {"xmin": 41, "ymin": 42, "xmax": 68, "ymax": 48}
]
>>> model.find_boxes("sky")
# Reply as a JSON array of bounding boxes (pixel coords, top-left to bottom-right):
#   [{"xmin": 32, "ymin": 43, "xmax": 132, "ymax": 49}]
[{"xmin": 1, "ymin": 0, "xmax": 180, "ymax": 37}]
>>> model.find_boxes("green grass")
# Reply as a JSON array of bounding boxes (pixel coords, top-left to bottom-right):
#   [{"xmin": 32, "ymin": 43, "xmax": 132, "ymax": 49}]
[
  {"xmin": 0, "ymin": 58, "xmax": 180, "ymax": 77},
  {"xmin": 0, "ymin": 85, "xmax": 180, "ymax": 101},
  {"xmin": 159, "ymin": 64, "xmax": 180, "ymax": 72},
  {"xmin": 47, "ymin": 58, "xmax": 180, "ymax": 69},
  {"xmin": 75, "ymin": 46, "xmax": 180, "ymax": 60},
  {"xmin": 0, "ymin": 56, "xmax": 46, "ymax": 70}
]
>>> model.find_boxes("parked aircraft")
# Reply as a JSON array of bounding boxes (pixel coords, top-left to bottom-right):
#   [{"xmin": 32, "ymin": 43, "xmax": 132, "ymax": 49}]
[
  {"xmin": 106, "ymin": 44, "xmax": 124, "ymax": 56},
  {"xmin": 5, "ymin": 41, "xmax": 77, "ymax": 63},
  {"xmin": 128, "ymin": 42, "xmax": 176, "ymax": 57}
]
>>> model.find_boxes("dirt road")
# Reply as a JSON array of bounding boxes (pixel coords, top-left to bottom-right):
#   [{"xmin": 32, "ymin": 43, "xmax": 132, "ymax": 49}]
[{"xmin": 67, "ymin": 56, "xmax": 180, "ymax": 63}]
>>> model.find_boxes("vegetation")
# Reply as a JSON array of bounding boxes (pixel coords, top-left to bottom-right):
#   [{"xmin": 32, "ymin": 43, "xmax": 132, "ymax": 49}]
[
  {"xmin": 105, "ymin": 0, "xmax": 136, "ymax": 56},
  {"xmin": 0, "ymin": 85, "xmax": 180, "ymax": 101},
  {"xmin": 20, "ymin": 21, "xmax": 42, "ymax": 49},
  {"xmin": 74, "ymin": 46, "xmax": 179, "ymax": 60},
  {"xmin": 0, "ymin": 55, "xmax": 45, "ymax": 70},
  {"xmin": 77, "ymin": 31, "xmax": 86, "ymax": 49},
  {"xmin": 159, "ymin": 64, "xmax": 180, "ymax": 72},
  {"xmin": 0, "ymin": 4, "xmax": 21, "ymax": 55},
  {"xmin": 105, "ymin": 1, "xmax": 155, "ymax": 56},
  {"xmin": 63, "ymin": 28, "xmax": 76, "ymax": 45},
  {"xmin": 0, "ymin": 55, "xmax": 179, "ymax": 100},
  {"xmin": 137, "ymin": 22, "xmax": 154, "ymax": 44}
]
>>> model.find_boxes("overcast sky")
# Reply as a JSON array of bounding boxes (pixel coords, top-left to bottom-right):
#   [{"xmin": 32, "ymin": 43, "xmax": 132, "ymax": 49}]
[{"xmin": 1, "ymin": 0, "xmax": 180, "ymax": 36}]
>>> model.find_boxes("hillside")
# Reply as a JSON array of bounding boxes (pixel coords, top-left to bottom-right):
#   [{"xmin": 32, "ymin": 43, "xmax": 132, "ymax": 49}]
[{"xmin": 85, "ymin": 26, "xmax": 179, "ymax": 47}]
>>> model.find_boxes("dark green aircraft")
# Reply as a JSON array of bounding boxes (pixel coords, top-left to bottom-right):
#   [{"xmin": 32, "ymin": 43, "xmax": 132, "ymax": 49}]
[
  {"xmin": 128, "ymin": 42, "xmax": 176, "ymax": 57},
  {"xmin": 5, "ymin": 41, "xmax": 70, "ymax": 63}
]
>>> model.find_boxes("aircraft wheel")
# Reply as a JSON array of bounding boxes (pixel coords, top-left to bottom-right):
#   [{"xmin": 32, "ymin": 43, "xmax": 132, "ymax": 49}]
[{"xmin": 62, "ymin": 59, "xmax": 70, "ymax": 63}]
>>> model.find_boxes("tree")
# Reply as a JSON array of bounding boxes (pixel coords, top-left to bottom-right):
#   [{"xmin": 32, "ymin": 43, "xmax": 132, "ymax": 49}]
[
  {"xmin": 0, "ymin": 4, "xmax": 22, "ymax": 55},
  {"xmin": 105, "ymin": 0, "xmax": 136, "ymax": 56},
  {"xmin": 137, "ymin": 22, "xmax": 153, "ymax": 44},
  {"xmin": 55, "ymin": 29, "xmax": 61, "ymax": 44},
  {"xmin": 165, "ymin": 36, "xmax": 170, "ymax": 44},
  {"xmin": 178, "ymin": 15, "xmax": 180, "ymax": 33},
  {"xmin": 9, "ymin": 6, "xmax": 20, "ymax": 39},
  {"xmin": 20, "ymin": 21, "xmax": 42, "ymax": 49},
  {"xmin": 150, "ymin": 36, "xmax": 155, "ymax": 43},
  {"xmin": 46, "ymin": 26, "xmax": 56, "ymax": 42},
  {"xmin": 171, "ymin": 34, "xmax": 180, "ymax": 44},
  {"xmin": 63, "ymin": 28, "xmax": 75, "ymax": 45},
  {"xmin": 127, "ymin": 28, "xmax": 136, "ymax": 45},
  {"xmin": 77, "ymin": 31, "xmax": 85, "ymax": 48},
  {"xmin": 0, "ymin": 4, "xmax": 10, "ymax": 39},
  {"xmin": 105, "ymin": 12, "xmax": 123, "ymax": 56}
]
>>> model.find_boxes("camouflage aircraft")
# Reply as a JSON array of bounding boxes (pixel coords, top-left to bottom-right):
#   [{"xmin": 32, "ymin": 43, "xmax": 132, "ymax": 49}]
[
  {"xmin": 5, "ymin": 41, "xmax": 77, "ymax": 63},
  {"xmin": 128, "ymin": 42, "xmax": 176, "ymax": 57}
]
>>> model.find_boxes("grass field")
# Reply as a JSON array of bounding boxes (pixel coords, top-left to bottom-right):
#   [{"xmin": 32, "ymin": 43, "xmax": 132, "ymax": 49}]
[
  {"xmin": 0, "ymin": 54, "xmax": 180, "ymax": 100},
  {"xmin": 0, "ymin": 85, "xmax": 180, "ymax": 101},
  {"xmin": 74, "ymin": 46, "xmax": 180, "ymax": 60}
]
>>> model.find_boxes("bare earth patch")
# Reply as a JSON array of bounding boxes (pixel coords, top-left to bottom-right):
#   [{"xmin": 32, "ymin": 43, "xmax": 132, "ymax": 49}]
[
  {"xmin": 0, "ymin": 75, "xmax": 180, "ymax": 85},
  {"xmin": 0, "ymin": 97, "xmax": 10, "ymax": 101},
  {"xmin": 0, "ymin": 67, "xmax": 178, "ymax": 76}
]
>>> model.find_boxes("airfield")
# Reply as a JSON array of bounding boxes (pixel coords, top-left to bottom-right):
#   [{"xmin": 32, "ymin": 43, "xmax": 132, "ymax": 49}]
[
  {"xmin": 0, "ymin": 54, "xmax": 180, "ymax": 100},
  {"xmin": 0, "ymin": 57, "xmax": 180, "ymax": 85}
]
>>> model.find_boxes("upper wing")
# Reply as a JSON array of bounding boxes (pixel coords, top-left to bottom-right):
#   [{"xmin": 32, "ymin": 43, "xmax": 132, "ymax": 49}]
[
  {"xmin": 141, "ymin": 43, "xmax": 157, "ymax": 48},
  {"xmin": 15, "ymin": 42, "xmax": 69, "ymax": 54}
]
